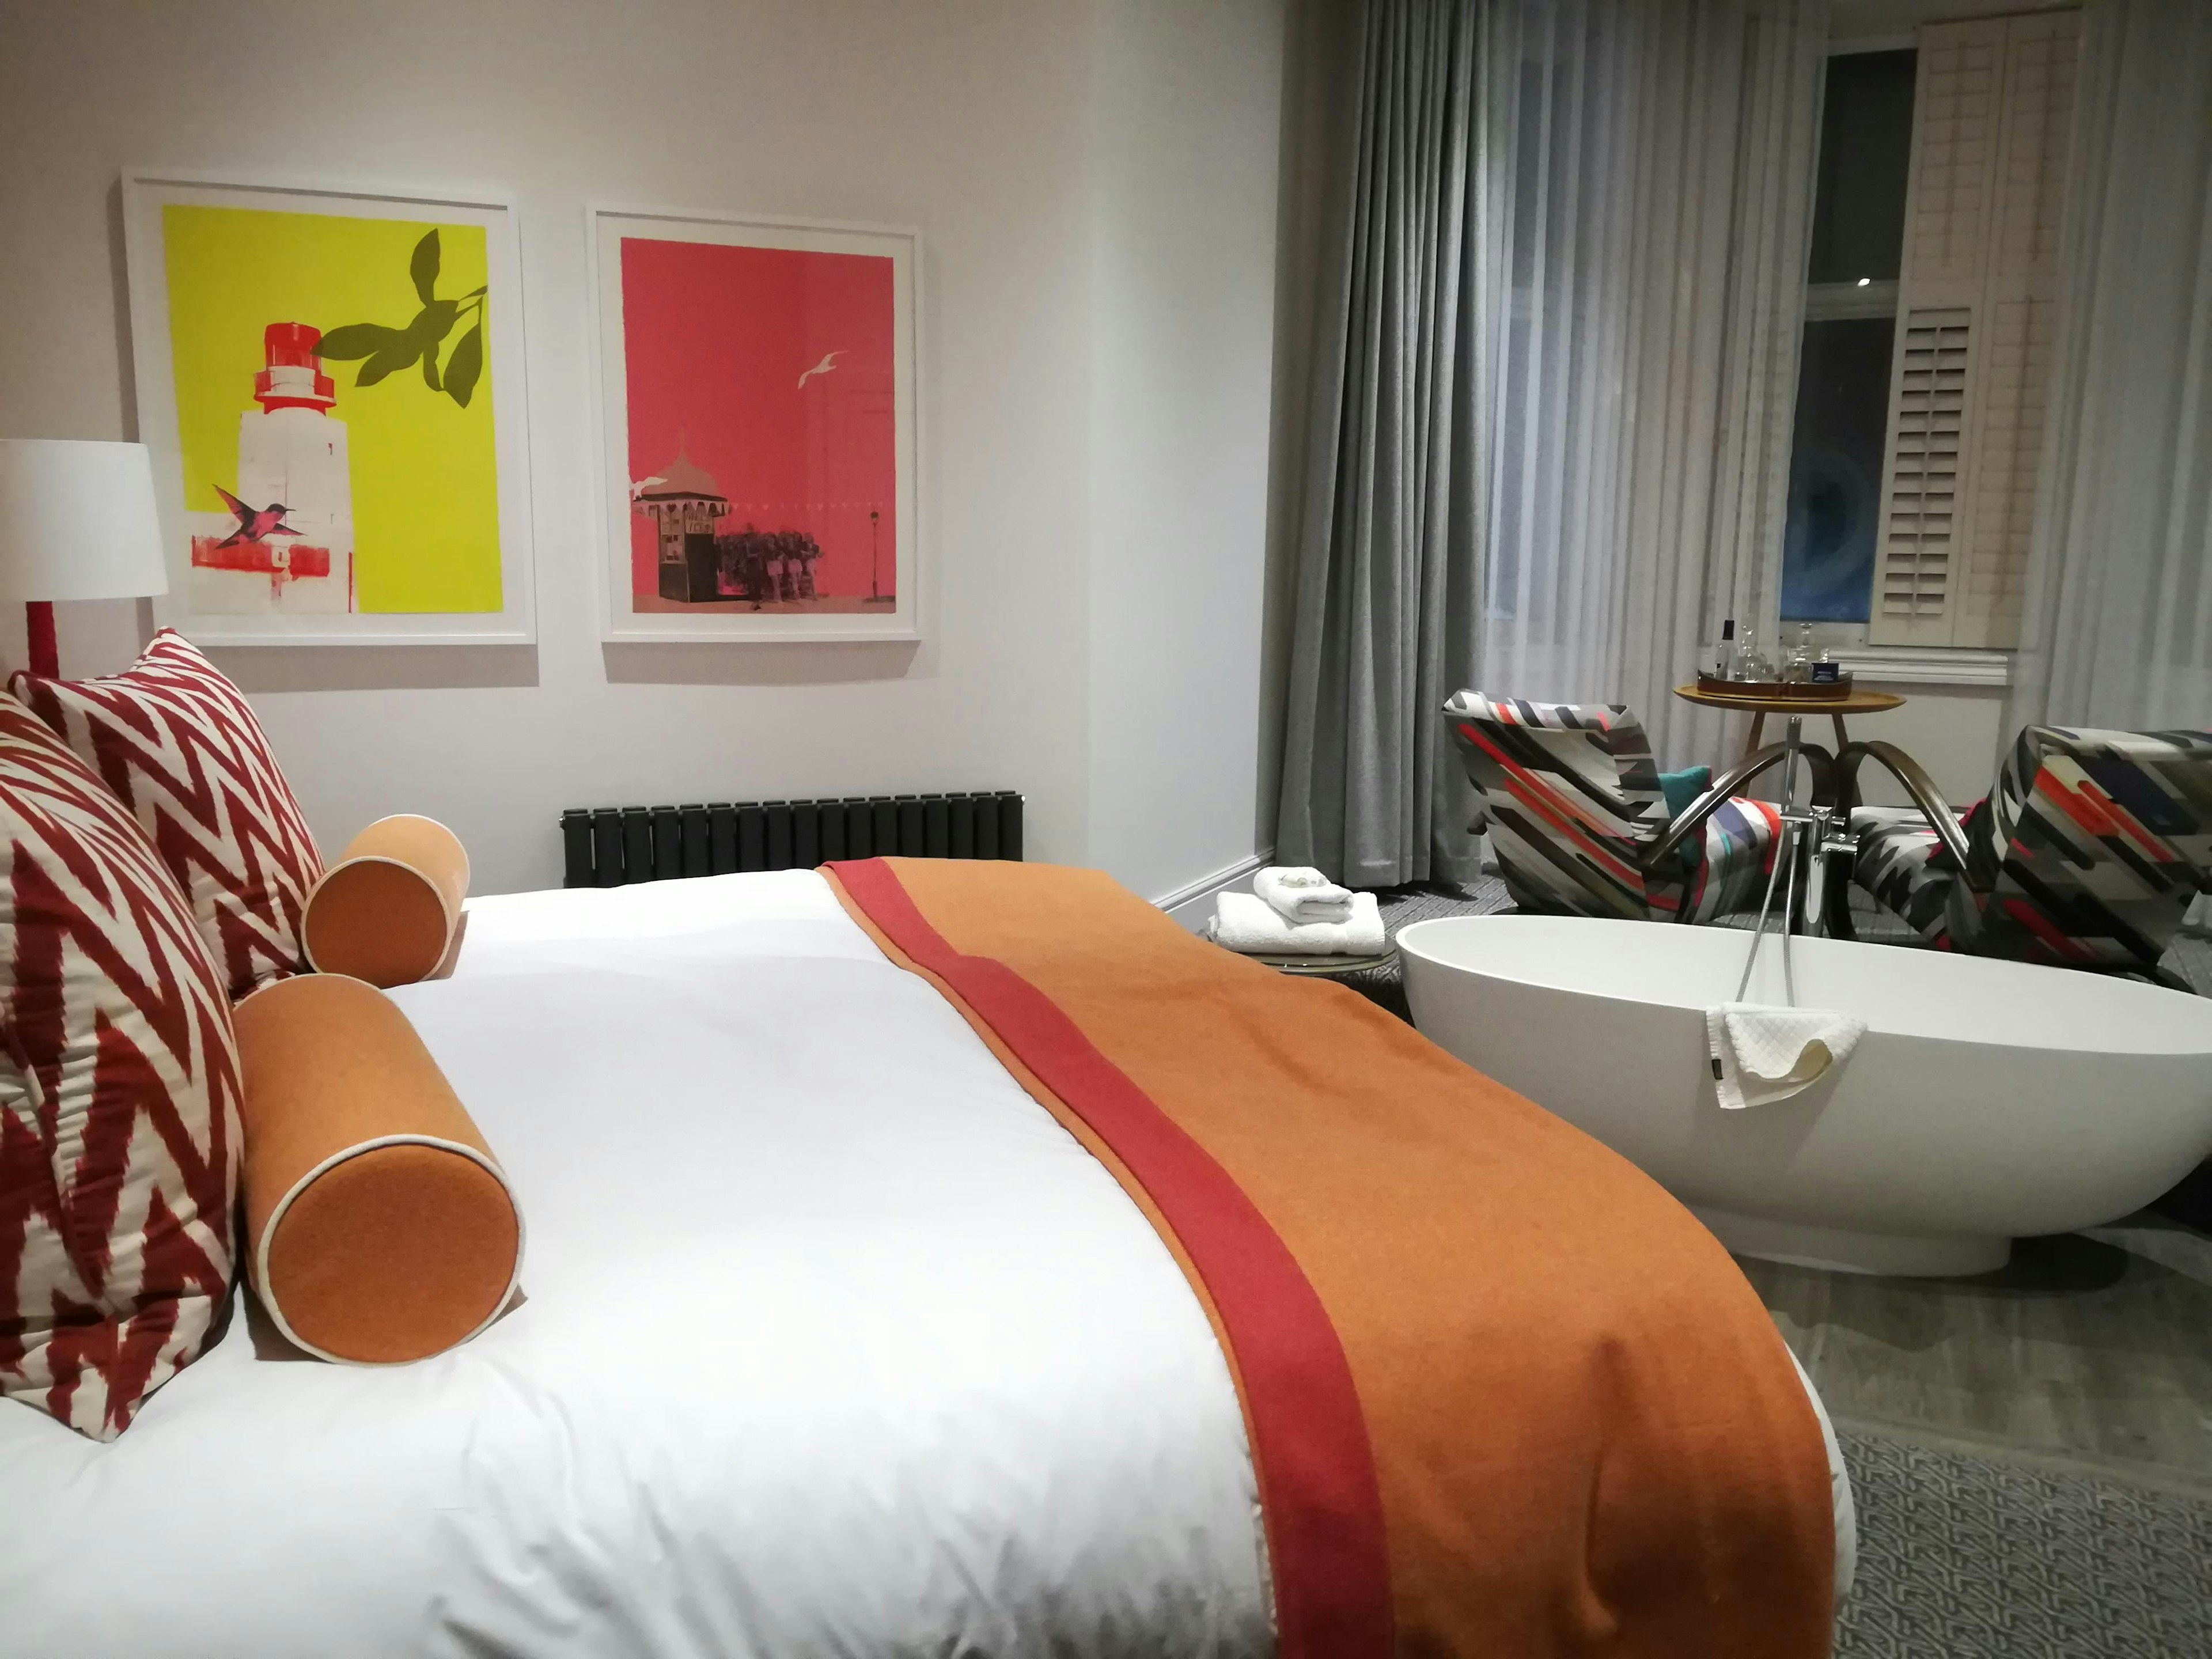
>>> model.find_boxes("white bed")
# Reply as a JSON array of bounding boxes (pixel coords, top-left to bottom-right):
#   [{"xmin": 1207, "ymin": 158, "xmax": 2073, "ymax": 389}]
[{"xmin": 0, "ymin": 871, "xmax": 1852, "ymax": 1657}]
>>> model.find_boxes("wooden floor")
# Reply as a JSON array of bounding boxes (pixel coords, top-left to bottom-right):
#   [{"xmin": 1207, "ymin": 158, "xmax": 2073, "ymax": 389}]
[{"xmin": 1743, "ymin": 1213, "xmax": 2212, "ymax": 1491}]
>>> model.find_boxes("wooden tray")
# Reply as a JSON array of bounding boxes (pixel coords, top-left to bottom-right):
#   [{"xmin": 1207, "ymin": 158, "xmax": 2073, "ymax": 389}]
[{"xmin": 1694, "ymin": 672, "xmax": 1855, "ymax": 701}]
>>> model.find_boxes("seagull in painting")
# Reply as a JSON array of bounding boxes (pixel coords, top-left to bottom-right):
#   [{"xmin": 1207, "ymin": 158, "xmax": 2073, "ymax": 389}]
[
  {"xmin": 796, "ymin": 350, "xmax": 846, "ymax": 391},
  {"xmin": 211, "ymin": 483, "xmax": 303, "ymax": 547},
  {"xmin": 630, "ymin": 476, "xmax": 666, "ymax": 501}
]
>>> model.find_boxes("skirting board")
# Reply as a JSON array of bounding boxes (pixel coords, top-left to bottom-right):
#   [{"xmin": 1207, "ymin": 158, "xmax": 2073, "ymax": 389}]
[{"xmin": 1153, "ymin": 850, "xmax": 1273, "ymax": 934}]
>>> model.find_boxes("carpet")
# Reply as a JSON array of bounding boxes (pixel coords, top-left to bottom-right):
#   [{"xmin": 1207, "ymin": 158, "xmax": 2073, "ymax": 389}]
[{"xmin": 1834, "ymin": 1429, "xmax": 2212, "ymax": 1658}]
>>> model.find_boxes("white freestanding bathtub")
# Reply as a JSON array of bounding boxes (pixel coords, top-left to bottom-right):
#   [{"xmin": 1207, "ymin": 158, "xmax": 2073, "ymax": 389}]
[{"xmin": 1399, "ymin": 915, "xmax": 2212, "ymax": 1276}]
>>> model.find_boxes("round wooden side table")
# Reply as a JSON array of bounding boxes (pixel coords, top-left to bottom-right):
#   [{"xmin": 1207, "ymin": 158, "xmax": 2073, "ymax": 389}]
[{"xmin": 1671, "ymin": 682, "xmax": 1905, "ymax": 759}]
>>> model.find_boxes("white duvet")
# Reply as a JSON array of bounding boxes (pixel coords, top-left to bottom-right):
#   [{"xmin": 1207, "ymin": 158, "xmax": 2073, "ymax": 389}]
[{"xmin": 0, "ymin": 871, "xmax": 1850, "ymax": 1657}]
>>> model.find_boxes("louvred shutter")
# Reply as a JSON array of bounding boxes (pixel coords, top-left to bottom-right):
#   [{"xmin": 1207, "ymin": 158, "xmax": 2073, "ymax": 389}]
[{"xmin": 1870, "ymin": 12, "xmax": 2079, "ymax": 650}]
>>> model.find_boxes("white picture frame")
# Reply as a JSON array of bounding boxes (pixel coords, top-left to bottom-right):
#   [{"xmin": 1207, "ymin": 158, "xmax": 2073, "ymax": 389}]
[
  {"xmin": 588, "ymin": 205, "xmax": 921, "ymax": 644},
  {"xmin": 121, "ymin": 168, "xmax": 536, "ymax": 646}
]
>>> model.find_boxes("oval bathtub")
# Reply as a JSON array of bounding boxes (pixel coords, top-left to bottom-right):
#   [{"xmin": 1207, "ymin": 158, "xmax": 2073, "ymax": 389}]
[{"xmin": 1398, "ymin": 915, "xmax": 2212, "ymax": 1276}]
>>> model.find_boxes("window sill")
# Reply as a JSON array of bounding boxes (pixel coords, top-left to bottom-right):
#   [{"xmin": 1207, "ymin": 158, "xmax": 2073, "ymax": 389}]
[{"xmin": 1829, "ymin": 647, "xmax": 2012, "ymax": 687}]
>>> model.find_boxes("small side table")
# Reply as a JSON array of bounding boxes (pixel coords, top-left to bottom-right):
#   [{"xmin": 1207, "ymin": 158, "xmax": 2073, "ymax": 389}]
[{"xmin": 1672, "ymin": 683, "xmax": 1905, "ymax": 759}]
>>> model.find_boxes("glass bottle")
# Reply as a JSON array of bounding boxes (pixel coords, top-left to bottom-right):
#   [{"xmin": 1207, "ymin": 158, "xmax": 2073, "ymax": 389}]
[
  {"xmin": 1734, "ymin": 627, "xmax": 1770, "ymax": 682},
  {"xmin": 1783, "ymin": 621, "xmax": 1814, "ymax": 684}
]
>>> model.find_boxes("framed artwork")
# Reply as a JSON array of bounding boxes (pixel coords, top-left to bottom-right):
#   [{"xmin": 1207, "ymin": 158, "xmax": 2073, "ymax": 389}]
[
  {"xmin": 121, "ymin": 170, "xmax": 534, "ymax": 646},
  {"xmin": 590, "ymin": 207, "xmax": 920, "ymax": 643}
]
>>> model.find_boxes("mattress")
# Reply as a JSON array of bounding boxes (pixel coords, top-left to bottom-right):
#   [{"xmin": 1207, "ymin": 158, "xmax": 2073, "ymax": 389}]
[{"xmin": 0, "ymin": 870, "xmax": 1853, "ymax": 1657}]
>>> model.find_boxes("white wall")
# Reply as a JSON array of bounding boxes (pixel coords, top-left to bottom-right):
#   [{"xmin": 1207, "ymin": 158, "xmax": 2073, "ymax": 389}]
[
  {"xmin": 1089, "ymin": 0, "xmax": 1286, "ymax": 904},
  {"xmin": 0, "ymin": 0, "xmax": 1286, "ymax": 900},
  {"xmin": 1839, "ymin": 679, "xmax": 2008, "ymax": 804}
]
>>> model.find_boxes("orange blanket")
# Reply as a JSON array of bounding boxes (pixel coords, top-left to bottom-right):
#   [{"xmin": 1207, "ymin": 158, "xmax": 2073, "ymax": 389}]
[{"xmin": 828, "ymin": 858, "xmax": 1834, "ymax": 1658}]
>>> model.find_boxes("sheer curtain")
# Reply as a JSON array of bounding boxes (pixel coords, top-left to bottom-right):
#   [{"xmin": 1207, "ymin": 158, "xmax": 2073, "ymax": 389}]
[
  {"xmin": 1477, "ymin": 0, "xmax": 1820, "ymax": 769},
  {"xmin": 1275, "ymin": 0, "xmax": 1824, "ymax": 885},
  {"xmin": 2011, "ymin": 0, "xmax": 2212, "ymax": 733}
]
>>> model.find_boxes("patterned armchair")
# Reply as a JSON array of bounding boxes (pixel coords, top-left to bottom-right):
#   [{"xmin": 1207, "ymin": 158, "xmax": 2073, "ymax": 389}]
[
  {"xmin": 1835, "ymin": 726, "xmax": 2212, "ymax": 984},
  {"xmin": 1442, "ymin": 692, "xmax": 1801, "ymax": 925}
]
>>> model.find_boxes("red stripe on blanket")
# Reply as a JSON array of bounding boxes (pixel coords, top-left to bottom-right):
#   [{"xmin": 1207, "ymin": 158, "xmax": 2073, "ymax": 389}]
[{"xmin": 830, "ymin": 857, "xmax": 1392, "ymax": 1659}]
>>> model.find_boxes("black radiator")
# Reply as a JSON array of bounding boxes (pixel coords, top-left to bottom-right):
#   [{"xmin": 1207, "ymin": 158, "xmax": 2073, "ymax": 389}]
[{"xmin": 559, "ymin": 791, "xmax": 1024, "ymax": 888}]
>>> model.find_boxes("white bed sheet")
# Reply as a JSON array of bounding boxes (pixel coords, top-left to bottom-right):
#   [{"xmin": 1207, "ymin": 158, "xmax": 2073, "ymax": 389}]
[{"xmin": 0, "ymin": 870, "xmax": 1851, "ymax": 1657}]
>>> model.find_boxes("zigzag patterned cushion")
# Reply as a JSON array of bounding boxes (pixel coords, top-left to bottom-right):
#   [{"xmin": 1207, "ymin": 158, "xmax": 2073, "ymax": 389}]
[
  {"xmin": 12, "ymin": 630, "xmax": 323, "ymax": 1000},
  {"xmin": 0, "ymin": 696, "xmax": 241, "ymax": 1439}
]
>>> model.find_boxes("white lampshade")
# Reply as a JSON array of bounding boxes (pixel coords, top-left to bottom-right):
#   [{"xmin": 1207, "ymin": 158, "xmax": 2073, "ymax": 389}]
[{"xmin": 0, "ymin": 438, "xmax": 169, "ymax": 603}]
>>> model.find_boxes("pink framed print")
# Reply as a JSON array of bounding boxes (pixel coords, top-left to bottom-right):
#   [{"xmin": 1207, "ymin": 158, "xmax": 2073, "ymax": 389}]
[{"xmin": 589, "ymin": 207, "xmax": 920, "ymax": 643}]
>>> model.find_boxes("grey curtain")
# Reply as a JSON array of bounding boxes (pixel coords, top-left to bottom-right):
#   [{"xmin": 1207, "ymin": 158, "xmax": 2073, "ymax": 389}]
[
  {"xmin": 1273, "ymin": 0, "xmax": 1486, "ymax": 889},
  {"xmin": 1273, "ymin": 0, "xmax": 1823, "ymax": 886}
]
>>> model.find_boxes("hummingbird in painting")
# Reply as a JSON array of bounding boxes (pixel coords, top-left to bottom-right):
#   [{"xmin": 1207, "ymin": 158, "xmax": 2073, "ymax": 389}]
[{"xmin": 211, "ymin": 483, "xmax": 303, "ymax": 547}]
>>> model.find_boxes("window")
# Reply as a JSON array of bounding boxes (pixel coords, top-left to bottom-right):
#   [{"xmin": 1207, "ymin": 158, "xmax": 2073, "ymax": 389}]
[
  {"xmin": 1781, "ymin": 14, "xmax": 2081, "ymax": 653},
  {"xmin": 1778, "ymin": 48, "xmax": 1920, "ymax": 628},
  {"xmin": 1781, "ymin": 48, "xmax": 1916, "ymax": 626}
]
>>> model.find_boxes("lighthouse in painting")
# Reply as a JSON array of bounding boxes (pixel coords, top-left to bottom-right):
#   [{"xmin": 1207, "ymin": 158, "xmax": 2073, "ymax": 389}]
[{"xmin": 188, "ymin": 322, "xmax": 355, "ymax": 613}]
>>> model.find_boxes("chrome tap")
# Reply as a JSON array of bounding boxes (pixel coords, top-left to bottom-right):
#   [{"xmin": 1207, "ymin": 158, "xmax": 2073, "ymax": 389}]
[{"xmin": 1737, "ymin": 714, "xmax": 1858, "ymax": 1002}]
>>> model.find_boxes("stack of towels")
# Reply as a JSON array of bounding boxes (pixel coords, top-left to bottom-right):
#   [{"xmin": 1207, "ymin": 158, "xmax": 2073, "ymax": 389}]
[{"xmin": 1206, "ymin": 866, "xmax": 1387, "ymax": 957}]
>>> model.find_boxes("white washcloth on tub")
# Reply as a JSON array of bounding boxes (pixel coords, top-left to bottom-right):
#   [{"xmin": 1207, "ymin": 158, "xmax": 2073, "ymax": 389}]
[
  {"xmin": 1252, "ymin": 866, "xmax": 1355, "ymax": 924},
  {"xmin": 1705, "ymin": 1004, "xmax": 1868, "ymax": 1110},
  {"xmin": 1210, "ymin": 890, "xmax": 1385, "ymax": 956}
]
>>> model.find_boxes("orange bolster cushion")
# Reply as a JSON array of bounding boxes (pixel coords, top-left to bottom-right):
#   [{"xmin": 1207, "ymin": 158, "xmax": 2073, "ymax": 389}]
[
  {"xmin": 236, "ymin": 974, "xmax": 522, "ymax": 1365},
  {"xmin": 301, "ymin": 815, "xmax": 469, "ymax": 988}
]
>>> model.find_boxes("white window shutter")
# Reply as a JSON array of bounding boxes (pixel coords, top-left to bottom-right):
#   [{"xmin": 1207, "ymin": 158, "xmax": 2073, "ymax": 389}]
[
  {"xmin": 1870, "ymin": 14, "xmax": 2080, "ymax": 650},
  {"xmin": 1955, "ymin": 12, "xmax": 2078, "ymax": 649},
  {"xmin": 1871, "ymin": 21, "xmax": 2003, "ymax": 646},
  {"xmin": 1876, "ymin": 306, "xmax": 1971, "ymax": 635},
  {"xmin": 1901, "ymin": 23, "xmax": 2003, "ymax": 294}
]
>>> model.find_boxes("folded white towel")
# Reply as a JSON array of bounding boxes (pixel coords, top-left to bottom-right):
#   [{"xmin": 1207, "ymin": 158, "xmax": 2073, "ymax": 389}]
[
  {"xmin": 1252, "ymin": 865, "xmax": 1356, "ymax": 924},
  {"xmin": 1211, "ymin": 890, "xmax": 1385, "ymax": 957},
  {"xmin": 1705, "ymin": 1003, "xmax": 1867, "ymax": 1110}
]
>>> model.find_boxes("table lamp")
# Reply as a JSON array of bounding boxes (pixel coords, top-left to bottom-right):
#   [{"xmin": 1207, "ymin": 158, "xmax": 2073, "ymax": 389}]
[{"xmin": 0, "ymin": 438, "xmax": 170, "ymax": 679}]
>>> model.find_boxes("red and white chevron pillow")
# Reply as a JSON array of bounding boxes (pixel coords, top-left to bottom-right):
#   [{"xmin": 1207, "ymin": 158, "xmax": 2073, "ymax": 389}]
[
  {"xmin": 12, "ymin": 630, "xmax": 324, "ymax": 1001},
  {"xmin": 0, "ymin": 697, "xmax": 241, "ymax": 1439}
]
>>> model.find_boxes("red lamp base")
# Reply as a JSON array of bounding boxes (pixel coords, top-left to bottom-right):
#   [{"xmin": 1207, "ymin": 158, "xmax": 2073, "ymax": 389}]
[{"xmin": 24, "ymin": 600, "xmax": 58, "ymax": 680}]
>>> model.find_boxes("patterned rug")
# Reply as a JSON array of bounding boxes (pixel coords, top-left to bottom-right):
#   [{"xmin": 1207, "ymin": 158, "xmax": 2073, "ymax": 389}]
[{"xmin": 1834, "ymin": 1429, "xmax": 2212, "ymax": 1658}]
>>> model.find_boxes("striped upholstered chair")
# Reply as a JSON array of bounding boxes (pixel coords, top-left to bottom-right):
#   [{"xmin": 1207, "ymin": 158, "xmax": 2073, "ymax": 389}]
[
  {"xmin": 1441, "ymin": 693, "xmax": 1786, "ymax": 925},
  {"xmin": 1834, "ymin": 726, "xmax": 2212, "ymax": 984}
]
